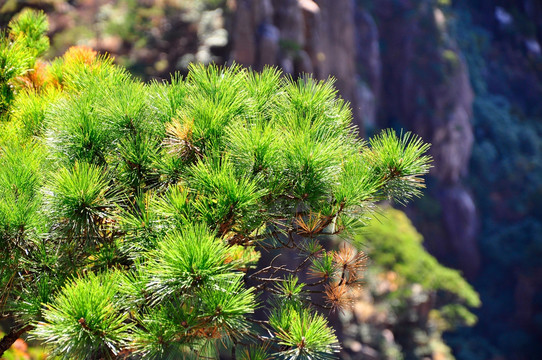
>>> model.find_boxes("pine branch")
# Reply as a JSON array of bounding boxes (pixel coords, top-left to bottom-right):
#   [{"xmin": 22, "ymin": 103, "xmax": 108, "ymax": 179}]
[{"xmin": 1, "ymin": 24, "xmax": 436, "ymax": 358}]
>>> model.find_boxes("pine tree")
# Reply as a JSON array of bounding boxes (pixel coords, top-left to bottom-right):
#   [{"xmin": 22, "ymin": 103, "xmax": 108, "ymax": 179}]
[{"xmin": 0, "ymin": 10, "xmax": 432, "ymax": 360}]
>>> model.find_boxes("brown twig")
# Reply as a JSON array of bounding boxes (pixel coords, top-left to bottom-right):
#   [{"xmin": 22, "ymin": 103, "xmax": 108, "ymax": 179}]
[{"xmin": 0, "ymin": 324, "xmax": 33, "ymax": 358}]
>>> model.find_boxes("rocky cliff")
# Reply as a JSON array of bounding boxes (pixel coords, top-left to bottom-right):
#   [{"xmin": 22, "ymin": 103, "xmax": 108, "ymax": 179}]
[{"xmin": 360, "ymin": 0, "xmax": 479, "ymax": 279}]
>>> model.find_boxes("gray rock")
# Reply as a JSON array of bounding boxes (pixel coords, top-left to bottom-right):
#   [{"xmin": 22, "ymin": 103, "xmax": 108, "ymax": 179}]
[
  {"xmin": 258, "ymin": 23, "xmax": 280, "ymax": 67},
  {"xmin": 440, "ymin": 185, "xmax": 480, "ymax": 279}
]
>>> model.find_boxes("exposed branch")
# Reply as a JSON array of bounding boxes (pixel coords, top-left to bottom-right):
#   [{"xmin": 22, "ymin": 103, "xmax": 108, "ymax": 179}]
[{"xmin": 0, "ymin": 324, "xmax": 33, "ymax": 358}]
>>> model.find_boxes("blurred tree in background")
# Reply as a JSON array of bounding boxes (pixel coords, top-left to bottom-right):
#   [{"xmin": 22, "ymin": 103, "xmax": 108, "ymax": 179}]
[{"xmin": 339, "ymin": 207, "xmax": 479, "ymax": 360}]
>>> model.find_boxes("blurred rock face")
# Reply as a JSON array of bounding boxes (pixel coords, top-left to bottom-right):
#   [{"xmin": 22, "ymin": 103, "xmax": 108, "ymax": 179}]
[{"xmin": 367, "ymin": 0, "xmax": 480, "ymax": 279}]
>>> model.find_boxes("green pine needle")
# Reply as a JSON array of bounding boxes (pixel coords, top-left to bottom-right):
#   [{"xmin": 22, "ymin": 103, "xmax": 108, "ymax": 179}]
[
  {"xmin": 43, "ymin": 161, "xmax": 117, "ymax": 240},
  {"xmin": 270, "ymin": 306, "xmax": 339, "ymax": 359},
  {"xmin": 31, "ymin": 271, "xmax": 133, "ymax": 360},
  {"xmin": 8, "ymin": 9, "xmax": 49, "ymax": 58},
  {"xmin": 367, "ymin": 129, "xmax": 432, "ymax": 204},
  {"xmin": 145, "ymin": 223, "xmax": 235, "ymax": 301}
]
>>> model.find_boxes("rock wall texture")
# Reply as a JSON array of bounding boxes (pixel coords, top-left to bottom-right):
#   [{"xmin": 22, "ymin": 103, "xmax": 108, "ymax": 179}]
[{"xmin": 366, "ymin": 0, "xmax": 480, "ymax": 279}]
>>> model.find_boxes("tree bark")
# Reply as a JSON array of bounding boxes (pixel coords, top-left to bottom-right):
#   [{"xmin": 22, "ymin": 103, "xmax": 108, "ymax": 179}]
[{"xmin": 0, "ymin": 324, "xmax": 33, "ymax": 358}]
